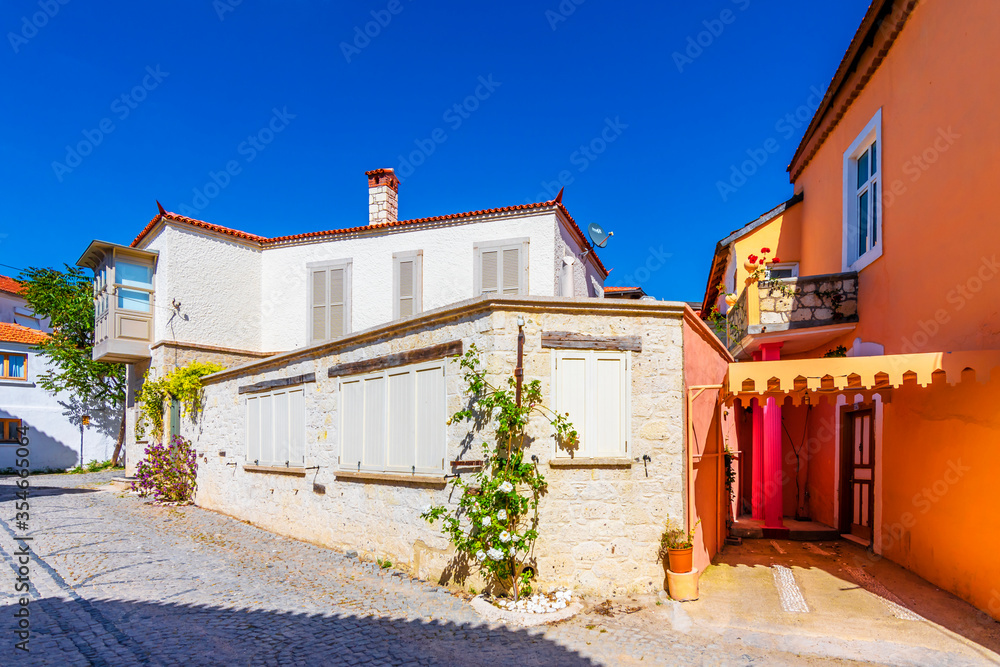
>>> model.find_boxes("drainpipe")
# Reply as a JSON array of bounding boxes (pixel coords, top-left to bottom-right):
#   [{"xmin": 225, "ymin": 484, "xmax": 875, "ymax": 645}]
[{"xmin": 515, "ymin": 316, "xmax": 525, "ymax": 409}]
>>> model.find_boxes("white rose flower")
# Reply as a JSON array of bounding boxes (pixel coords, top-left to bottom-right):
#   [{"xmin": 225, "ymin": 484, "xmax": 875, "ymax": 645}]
[
  {"xmin": 487, "ymin": 547, "xmax": 504, "ymax": 560},
  {"xmin": 497, "ymin": 509, "xmax": 508, "ymax": 521},
  {"xmin": 476, "ymin": 550, "xmax": 486, "ymax": 561},
  {"xmin": 498, "ymin": 481, "xmax": 514, "ymax": 493},
  {"xmin": 499, "ymin": 531, "xmax": 511, "ymax": 543},
  {"xmin": 481, "ymin": 515, "xmax": 491, "ymax": 527},
  {"xmin": 509, "ymin": 546, "xmax": 516, "ymax": 556}
]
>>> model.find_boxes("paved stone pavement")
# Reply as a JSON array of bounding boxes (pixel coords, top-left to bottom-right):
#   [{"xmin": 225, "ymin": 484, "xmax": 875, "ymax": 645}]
[{"xmin": 0, "ymin": 473, "xmax": 994, "ymax": 666}]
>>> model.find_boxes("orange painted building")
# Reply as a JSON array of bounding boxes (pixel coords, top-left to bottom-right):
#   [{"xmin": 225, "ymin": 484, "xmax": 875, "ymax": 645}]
[{"xmin": 701, "ymin": 0, "xmax": 1000, "ymax": 620}]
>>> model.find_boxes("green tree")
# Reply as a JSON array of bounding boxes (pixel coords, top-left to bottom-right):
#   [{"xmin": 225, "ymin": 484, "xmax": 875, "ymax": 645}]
[{"xmin": 18, "ymin": 265, "xmax": 126, "ymax": 461}]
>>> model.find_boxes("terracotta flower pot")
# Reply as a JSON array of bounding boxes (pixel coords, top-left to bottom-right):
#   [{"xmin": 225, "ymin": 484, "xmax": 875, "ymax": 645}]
[
  {"xmin": 724, "ymin": 294, "xmax": 738, "ymax": 307},
  {"xmin": 667, "ymin": 547, "xmax": 693, "ymax": 574}
]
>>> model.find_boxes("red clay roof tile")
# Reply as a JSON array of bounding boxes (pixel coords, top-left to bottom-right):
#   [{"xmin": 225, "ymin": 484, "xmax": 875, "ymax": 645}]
[
  {"xmin": 0, "ymin": 275, "xmax": 24, "ymax": 295},
  {"xmin": 0, "ymin": 322, "xmax": 47, "ymax": 345}
]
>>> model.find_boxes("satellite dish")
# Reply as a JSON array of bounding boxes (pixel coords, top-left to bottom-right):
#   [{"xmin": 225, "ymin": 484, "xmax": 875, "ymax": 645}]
[{"xmin": 587, "ymin": 222, "xmax": 613, "ymax": 248}]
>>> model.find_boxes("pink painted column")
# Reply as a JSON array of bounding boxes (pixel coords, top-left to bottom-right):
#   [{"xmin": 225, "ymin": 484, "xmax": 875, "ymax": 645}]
[
  {"xmin": 751, "ymin": 398, "xmax": 764, "ymax": 520},
  {"xmin": 760, "ymin": 343, "xmax": 784, "ymax": 530}
]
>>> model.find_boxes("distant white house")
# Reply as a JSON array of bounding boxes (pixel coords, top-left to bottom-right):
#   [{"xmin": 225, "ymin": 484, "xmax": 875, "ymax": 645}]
[{"xmin": 0, "ymin": 276, "xmax": 118, "ymax": 470}]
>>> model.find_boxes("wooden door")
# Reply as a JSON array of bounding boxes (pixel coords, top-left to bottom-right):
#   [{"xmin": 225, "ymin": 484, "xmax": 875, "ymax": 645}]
[{"xmin": 840, "ymin": 408, "xmax": 875, "ymax": 542}]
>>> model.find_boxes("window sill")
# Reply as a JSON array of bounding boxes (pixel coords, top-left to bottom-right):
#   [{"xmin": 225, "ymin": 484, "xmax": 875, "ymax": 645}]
[
  {"xmin": 548, "ymin": 457, "xmax": 633, "ymax": 468},
  {"xmin": 0, "ymin": 380, "xmax": 32, "ymax": 387},
  {"xmin": 335, "ymin": 470, "xmax": 447, "ymax": 488},
  {"xmin": 243, "ymin": 464, "xmax": 307, "ymax": 477}
]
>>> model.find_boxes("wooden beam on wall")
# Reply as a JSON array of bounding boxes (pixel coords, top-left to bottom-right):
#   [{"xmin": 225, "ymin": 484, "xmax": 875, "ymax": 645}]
[
  {"xmin": 238, "ymin": 373, "xmax": 316, "ymax": 395},
  {"xmin": 327, "ymin": 340, "xmax": 463, "ymax": 378},
  {"xmin": 541, "ymin": 331, "xmax": 642, "ymax": 352}
]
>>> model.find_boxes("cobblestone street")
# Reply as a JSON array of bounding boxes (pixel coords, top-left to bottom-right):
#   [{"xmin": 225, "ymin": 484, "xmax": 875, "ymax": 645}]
[{"xmin": 1, "ymin": 473, "xmax": 997, "ymax": 666}]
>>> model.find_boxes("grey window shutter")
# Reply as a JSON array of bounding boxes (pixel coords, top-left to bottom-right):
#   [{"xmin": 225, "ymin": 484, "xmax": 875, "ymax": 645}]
[
  {"xmin": 481, "ymin": 250, "xmax": 498, "ymax": 294},
  {"xmin": 502, "ymin": 248, "xmax": 520, "ymax": 294},
  {"xmin": 311, "ymin": 269, "xmax": 328, "ymax": 342},
  {"xmin": 329, "ymin": 268, "xmax": 345, "ymax": 337},
  {"xmin": 398, "ymin": 260, "xmax": 414, "ymax": 317}
]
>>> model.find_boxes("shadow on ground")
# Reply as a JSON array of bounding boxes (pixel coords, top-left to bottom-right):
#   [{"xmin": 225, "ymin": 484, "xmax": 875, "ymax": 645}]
[{"xmin": 5, "ymin": 597, "xmax": 596, "ymax": 666}]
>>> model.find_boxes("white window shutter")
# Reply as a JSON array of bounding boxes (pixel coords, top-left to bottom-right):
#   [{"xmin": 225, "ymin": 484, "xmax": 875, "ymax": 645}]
[
  {"xmin": 481, "ymin": 250, "xmax": 498, "ymax": 294},
  {"xmin": 288, "ymin": 389, "xmax": 305, "ymax": 465},
  {"xmin": 386, "ymin": 370, "xmax": 415, "ymax": 470},
  {"xmin": 341, "ymin": 380, "xmax": 364, "ymax": 469},
  {"xmin": 362, "ymin": 375, "xmax": 386, "ymax": 469},
  {"xmin": 247, "ymin": 397, "xmax": 261, "ymax": 463},
  {"xmin": 398, "ymin": 260, "xmax": 414, "ymax": 318},
  {"xmin": 259, "ymin": 394, "xmax": 273, "ymax": 464},
  {"xmin": 311, "ymin": 269, "xmax": 328, "ymax": 342},
  {"xmin": 502, "ymin": 247, "xmax": 520, "ymax": 294},
  {"xmin": 329, "ymin": 268, "xmax": 345, "ymax": 337},
  {"xmin": 593, "ymin": 356, "xmax": 624, "ymax": 455},
  {"xmin": 415, "ymin": 365, "xmax": 446, "ymax": 472},
  {"xmin": 557, "ymin": 355, "xmax": 588, "ymax": 456},
  {"xmin": 272, "ymin": 390, "xmax": 289, "ymax": 464}
]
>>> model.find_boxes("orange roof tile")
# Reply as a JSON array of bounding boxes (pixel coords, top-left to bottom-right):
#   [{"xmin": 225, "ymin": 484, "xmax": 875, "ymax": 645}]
[
  {"xmin": 0, "ymin": 322, "xmax": 47, "ymax": 345},
  {"xmin": 131, "ymin": 199, "xmax": 610, "ymax": 278},
  {"xmin": 0, "ymin": 275, "xmax": 23, "ymax": 295},
  {"xmin": 603, "ymin": 286, "xmax": 639, "ymax": 293}
]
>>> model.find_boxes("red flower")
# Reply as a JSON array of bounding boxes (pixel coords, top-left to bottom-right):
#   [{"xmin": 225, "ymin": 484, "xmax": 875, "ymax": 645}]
[
  {"xmin": 758, "ymin": 258, "xmax": 766, "ymax": 265},
  {"xmin": 772, "ymin": 257, "xmax": 781, "ymax": 264},
  {"xmin": 747, "ymin": 254, "xmax": 758, "ymax": 263},
  {"xmin": 761, "ymin": 247, "xmax": 771, "ymax": 254}
]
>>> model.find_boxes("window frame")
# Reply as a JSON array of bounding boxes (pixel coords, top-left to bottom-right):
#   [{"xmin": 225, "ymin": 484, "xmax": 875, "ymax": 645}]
[
  {"xmin": 114, "ymin": 257, "xmax": 155, "ymax": 314},
  {"xmin": 392, "ymin": 250, "xmax": 424, "ymax": 320},
  {"xmin": 0, "ymin": 418, "xmax": 23, "ymax": 443},
  {"xmin": 338, "ymin": 359, "xmax": 447, "ymax": 475},
  {"xmin": 765, "ymin": 262, "xmax": 799, "ymax": 281},
  {"xmin": 1, "ymin": 353, "xmax": 27, "ymax": 381},
  {"xmin": 244, "ymin": 386, "xmax": 307, "ymax": 467},
  {"xmin": 550, "ymin": 349, "xmax": 631, "ymax": 459},
  {"xmin": 307, "ymin": 258, "xmax": 353, "ymax": 344},
  {"xmin": 473, "ymin": 237, "xmax": 530, "ymax": 297},
  {"xmin": 842, "ymin": 108, "xmax": 883, "ymax": 272}
]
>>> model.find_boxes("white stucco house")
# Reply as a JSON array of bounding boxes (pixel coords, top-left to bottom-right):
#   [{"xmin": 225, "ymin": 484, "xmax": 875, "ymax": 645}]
[
  {"xmin": 0, "ymin": 276, "xmax": 118, "ymax": 470},
  {"xmin": 75, "ymin": 169, "xmax": 732, "ymax": 595}
]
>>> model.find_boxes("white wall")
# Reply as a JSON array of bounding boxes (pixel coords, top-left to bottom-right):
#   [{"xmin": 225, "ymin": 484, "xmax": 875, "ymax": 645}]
[
  {"xmin": 0, "ymin": 344, "xmax": 118, "ymax": 470},
  {"xmin": 260, "ymin": 211, "xmax": 563, "ymax": 352},
  {"xmin": 554, "ymin": 218, "xmax": 605, "ymax": 298},
  {"xmin": 145, "ymin": 224, "xmax": 263, "ymax": 352}
]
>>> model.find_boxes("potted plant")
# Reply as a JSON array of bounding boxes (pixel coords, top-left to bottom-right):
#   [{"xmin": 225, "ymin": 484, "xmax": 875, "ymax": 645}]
[{"xmin": 657, "ymin": 520, "xmax": 698, "ymax": 574}]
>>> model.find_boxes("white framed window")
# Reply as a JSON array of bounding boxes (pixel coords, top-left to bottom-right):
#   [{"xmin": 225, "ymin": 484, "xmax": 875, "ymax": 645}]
[
  {"xmin": 551, "ymin": 350, "xmax": 630, "ymax": 458},
  {"xmin": 339, "ymin": 360, "xmax": 446, "ymax": 474},
  {"xmin": 843, "ymin": 109, "xmax": 882, "ymax": 272},
  {"xmin": 308, "ymin": 259, "xmax": 352, "ymax": 343},
  {"xmin": 115, "ymin": 258, "xmax": 154, "ymax": 313},
  {"xmin": 765, "ymin": 263, "xmax": 799, "ymax": 281},
  {"xmin": 393, "ymin": 250, "xmax": 423, "ymax": 319},
  {"xmin": 474, "ymin": 238, "xmax": 529, "ymax": 296},
  {"xmin": 246, "ymin": 387, "xmax": 306, "ymax": 466}
]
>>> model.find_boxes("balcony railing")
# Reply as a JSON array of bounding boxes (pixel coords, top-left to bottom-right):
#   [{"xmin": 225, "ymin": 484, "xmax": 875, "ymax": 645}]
[{"xmin": 725, "ymin": 271, "xmax": 859, "ymax": 353}]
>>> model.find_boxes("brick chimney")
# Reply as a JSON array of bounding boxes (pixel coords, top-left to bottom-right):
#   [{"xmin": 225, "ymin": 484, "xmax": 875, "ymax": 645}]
[{"xmin": 366, "ymin": 168, "xmax": 400, "ymax": 226}]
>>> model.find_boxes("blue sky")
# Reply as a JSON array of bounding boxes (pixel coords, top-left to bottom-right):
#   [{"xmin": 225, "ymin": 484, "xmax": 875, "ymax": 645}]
[{"xmin": 1, "ymin": 0, "xmax": 870, "ymax": 301}]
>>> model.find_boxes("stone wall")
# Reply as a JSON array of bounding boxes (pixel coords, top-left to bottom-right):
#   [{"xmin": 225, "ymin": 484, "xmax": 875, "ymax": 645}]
[
  {"xmin": 758, "ymin": 272, "xmax": 859, "ymax": 328},
  {"xmin": 186, "ymin": 297, "xmax": 694, "ymax": 597}
]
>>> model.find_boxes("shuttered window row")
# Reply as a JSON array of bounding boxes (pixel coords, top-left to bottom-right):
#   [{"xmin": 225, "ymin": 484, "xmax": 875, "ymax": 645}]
[
  {"xmin": 339, "ymin": 360, "xmax": 447, "ymax": 474},
  {"xmin": 552, "ymin": 350, "xmax": 630, "ymax": 457},
  {"xmin": 475, "ymin": 239, "xmax": 528, "ymax": 296},
  {"xmin": 246, "ymin": 387, "xmax": 306, "ymax": 466}
]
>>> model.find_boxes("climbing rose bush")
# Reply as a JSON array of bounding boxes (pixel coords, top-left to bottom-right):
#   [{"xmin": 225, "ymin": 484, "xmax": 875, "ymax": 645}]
[
  {"xmin": 421, "ymin": 345, "xmax": 577, "ymax": 602},
  {"xmin": 131, "ymin": 435, "xmax": 198, "ymax": 502}
]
